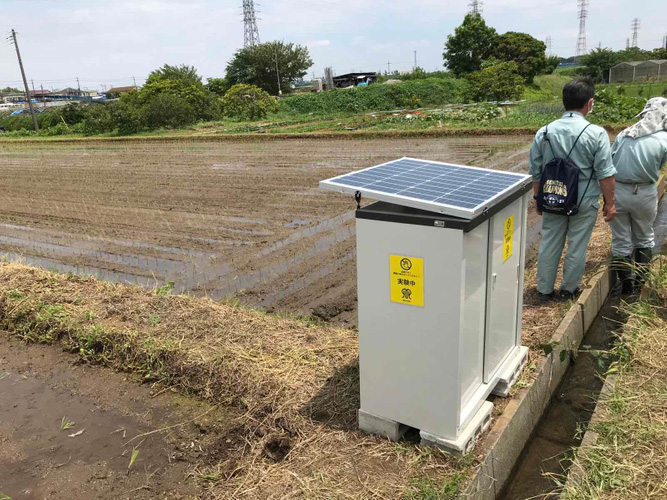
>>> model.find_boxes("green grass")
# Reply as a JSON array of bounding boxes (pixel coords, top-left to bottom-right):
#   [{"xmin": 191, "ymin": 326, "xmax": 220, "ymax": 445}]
[
  {"xmin": 561, "ymin": 261, "xmax": 667, "ymax": 499},
  {"xmin": 599, "ymin": 82, "xmax": 667, "ymax": 98}
]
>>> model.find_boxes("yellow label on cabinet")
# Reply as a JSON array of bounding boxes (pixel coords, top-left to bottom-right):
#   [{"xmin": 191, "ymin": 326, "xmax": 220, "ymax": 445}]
[
  {"xmin": 503, "ymin": 215, "xmax": 514, "ymax": 262},
  {"xmin": 390, "ymin": 255, "xmax": 424, "ymax": 307}
]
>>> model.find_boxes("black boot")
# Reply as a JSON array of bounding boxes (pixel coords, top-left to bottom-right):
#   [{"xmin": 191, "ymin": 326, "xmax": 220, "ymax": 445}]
[
  {"xmin": 611, "ymin": 256, "xmax": 634, "ymax": 295},
  {"xmin": 633, "ymin": 247, "xmax": 653, "ymax": 292}
]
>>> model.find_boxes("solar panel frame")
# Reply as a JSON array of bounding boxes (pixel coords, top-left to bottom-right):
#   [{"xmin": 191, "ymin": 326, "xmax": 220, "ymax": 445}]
[{"xmin": 320, "ymin": 157, "xmax": 532, "ymax": 219}]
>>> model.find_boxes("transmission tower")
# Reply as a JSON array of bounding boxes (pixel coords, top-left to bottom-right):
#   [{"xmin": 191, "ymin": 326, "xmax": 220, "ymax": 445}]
[
  {"xmin": 242, "ymin": 0, "xmax": 260, "ymax": 48},
  {"xmin": 575, "ymin": 0, "xmax": 588, "ymax": 58},
  {"xmin": 469, "ymin": 0, "xmax": 483, "ymax": 17},
  {"xmin": 631, "ymin": 18, "xmax": 640, "ymax": 48},
  {"xmin": 546, "ymin": 36, "xmax": 552, "ymax": 57}
]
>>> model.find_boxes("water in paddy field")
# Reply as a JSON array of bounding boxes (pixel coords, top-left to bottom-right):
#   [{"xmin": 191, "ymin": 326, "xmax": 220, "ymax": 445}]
[{"xmin": 0, "ymin": 137, "xmax": 534, "ymax": 318}]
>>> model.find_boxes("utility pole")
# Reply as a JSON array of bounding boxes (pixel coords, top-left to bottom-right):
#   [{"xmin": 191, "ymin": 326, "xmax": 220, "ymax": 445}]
[
  {"xmin": 76, "ymin": 76, "xmax": 81, "ymax": 96},
  {"xmin": 274, "ymin": 50, "xmax": 282, "ymax": 95},
  {"xmin": 387, "ymin": 61, "xmax": 391, "ymax": 74},
  {"xmin": 626, "ymin": 38, "xmax": 630, "ymax": 49},
  {"xmin": 631, "ymin": 18, "xmax": 640, "ymax": 48},
  {"xmin": 575, "ymin": 0, "xmax": 588, "ymax": 59},
  {"xmin": 40, "ymin": 84, "xmax": 45, "ymax": 108},
  {"xmin": 546, "ymin": 36, "xmax": 552, "ymax": 57},
  {"xmin": 31, "ymin": 79, "xmax": 35, "ymax": 99},
  {"xmin": 413, "ymin": 51, "xmax": 417, "ymax": 71},
  {"xmin": 10, "ymin": 29, "xmax": 38, "ymax": 131},
  {"xmin": 133, "ymin": 76, "xmax": 137, "ymax": 88}
]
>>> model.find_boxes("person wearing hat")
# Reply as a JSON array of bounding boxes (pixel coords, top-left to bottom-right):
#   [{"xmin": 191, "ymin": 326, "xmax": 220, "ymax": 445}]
[{"xmin": 610, "ymin": 97, "xmax": 667, "ymax": 293}]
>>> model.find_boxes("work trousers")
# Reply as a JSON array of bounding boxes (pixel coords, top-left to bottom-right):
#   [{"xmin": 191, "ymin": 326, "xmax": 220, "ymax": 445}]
[
  {"xmin": 537, "ymin": 196, "xmax": 600, "ymax": 294},
  {"xmin": 610, "ymin": 182, "xmax": 658, "ymax": 257}
]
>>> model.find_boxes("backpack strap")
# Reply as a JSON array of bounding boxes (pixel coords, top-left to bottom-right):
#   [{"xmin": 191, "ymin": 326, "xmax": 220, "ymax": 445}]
[
  {"xmin": 565, "ymin": 123, "xmax": 591, "ymax": 160},
  {"xmin": 543, "ymin": 125, "xmax": 557, "ymax": 159}
]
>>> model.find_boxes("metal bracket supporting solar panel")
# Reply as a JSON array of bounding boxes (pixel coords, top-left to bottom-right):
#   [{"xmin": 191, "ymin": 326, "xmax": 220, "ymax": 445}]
[{"xmin": 320, "ymin": 157, "xmax": 532, "ymax": 220}]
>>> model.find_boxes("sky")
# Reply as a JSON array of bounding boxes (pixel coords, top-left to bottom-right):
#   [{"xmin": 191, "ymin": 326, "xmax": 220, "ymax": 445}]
[{"xmin": 1, "ymin": 0, "xmax": 665, "ymax": 92}]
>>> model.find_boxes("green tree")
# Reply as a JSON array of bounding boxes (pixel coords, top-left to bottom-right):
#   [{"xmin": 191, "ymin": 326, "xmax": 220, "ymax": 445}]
[
  {"xmin": 221, "ymin": 84, "xmax": 278, "ymax": 120},
  {"xmin": 544, "ymin": 55, "xmax": 561, "ymax": 75},
  {"xmin": 467, "ymin": 61, "xmax": 525, "ymax": 101},
  {"xmin": 443, "ymin": 14, "xmax": 498, "ymax": 76},
  {"xmin": 225, "ymin": 41, "xmax": 313, "ymax": 95},
  {"xmin": 137, "ymin": 79, "xmax": 221, "ymax": 121},
  {"xmin": 492, "ymin": 31, "xmax": 547, "ymax": 83},
  {"xmin": 615, "ymin": 47, "xmax": 650, "ymax": 63},
  {"xmin": 648, "ymin": 48, "xmax": 667, "ymax": 60},
  {"xmin": 580, "ymin": 48, "xmax": 620, "ymax": 83},
  {"xmin": 206, "ymin": 77, "xmax": 230, "ymax": 96},
  {"xmin": 145, "ymin": 64, "xmax": 203, "ymax": 87}
]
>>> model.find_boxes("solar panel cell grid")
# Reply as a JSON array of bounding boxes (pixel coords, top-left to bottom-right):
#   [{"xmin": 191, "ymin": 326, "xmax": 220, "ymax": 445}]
[{"xmin": 320, "ymin": 157, "xmax": 530, "ymax": 218}]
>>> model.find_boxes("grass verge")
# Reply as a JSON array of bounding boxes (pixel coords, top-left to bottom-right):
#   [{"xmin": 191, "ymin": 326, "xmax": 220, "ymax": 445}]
[
  {"xmin": 561, "ymin": 257, "xmax": 667, "ymax": 499},
  {"xmin": 0, "ymin": 263, "xmax": 469, "ymax": 498}
]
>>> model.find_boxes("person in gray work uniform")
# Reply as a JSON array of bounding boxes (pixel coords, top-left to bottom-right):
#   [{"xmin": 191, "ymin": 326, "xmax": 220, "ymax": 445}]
[
  {"xmin": 610, "ymin": 97, "xmax": 667, "ymax": 293},
  {"xmin": 529, "ymin": 78, "xmax": 617, "ymax": 302}
]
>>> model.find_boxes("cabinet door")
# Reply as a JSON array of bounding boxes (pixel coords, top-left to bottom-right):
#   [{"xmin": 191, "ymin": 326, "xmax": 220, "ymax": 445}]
[{"xmin": 483, "ymin": 200, "xmax": 522, "ymax": 383}]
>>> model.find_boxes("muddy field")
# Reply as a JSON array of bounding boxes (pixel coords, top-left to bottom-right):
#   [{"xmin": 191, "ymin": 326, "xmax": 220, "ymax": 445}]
[{"xmin": 0, "ymin": 137, "xmax": 534, "ymax": 324}]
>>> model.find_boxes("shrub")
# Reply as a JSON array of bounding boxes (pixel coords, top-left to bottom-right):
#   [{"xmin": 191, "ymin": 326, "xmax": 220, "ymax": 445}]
[
  {"xmin": 141, "ymin": 93, "xmax": 197, "ymax": 129},
  {"xmin": 279, "ymin": 78, "xmax": 469, "ymax": 114},
  {"xmin": 467, "ymin": 61, "xmax": 525, "ymax": 102},
  {"xmin": 589, "ymin": 89, "xmax": 645, "ymax": 123},
  {"xmin": 221, "ymin": 84, "xmax": 278, "ymax": 120}
]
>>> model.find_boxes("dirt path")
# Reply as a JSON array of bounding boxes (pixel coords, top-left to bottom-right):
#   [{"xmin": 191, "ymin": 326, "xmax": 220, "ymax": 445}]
[{"xmin": 0, "ymin": 335, "xmax": 210, "ymax": 499}]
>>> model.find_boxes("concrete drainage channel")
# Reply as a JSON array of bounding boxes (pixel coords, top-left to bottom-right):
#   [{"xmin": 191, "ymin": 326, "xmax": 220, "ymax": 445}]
[{"xmin": 463, "ymin": 174, "xmax": 667, "ymax": 499}]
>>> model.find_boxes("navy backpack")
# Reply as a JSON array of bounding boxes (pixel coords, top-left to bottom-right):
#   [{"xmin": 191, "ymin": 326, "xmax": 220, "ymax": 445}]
[{"xmin": 536, "ymin": 123, "xmax": 593, "ymax": 216}]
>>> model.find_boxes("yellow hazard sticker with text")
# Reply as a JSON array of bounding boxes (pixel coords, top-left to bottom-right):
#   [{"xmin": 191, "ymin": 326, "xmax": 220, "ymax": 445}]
[
  {"xmin": 503, "ymin": 215, "xmax": 514, "ymax": 262},
  {"xmin": 390, "ymin": 255, "xmax": 424, "ymax": 307}
]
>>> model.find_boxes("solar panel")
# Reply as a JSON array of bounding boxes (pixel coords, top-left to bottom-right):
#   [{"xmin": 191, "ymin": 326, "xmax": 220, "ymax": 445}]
[{"xmin": 320, "ymin": 157, "xmax": 531, "ymax": 219}]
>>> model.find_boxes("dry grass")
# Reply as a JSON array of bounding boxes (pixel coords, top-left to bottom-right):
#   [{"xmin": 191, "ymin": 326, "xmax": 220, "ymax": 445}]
[
  {"xmin": 561, "ymin": 257, "xmax": 667, "ymax": 499},
  {"xmin": 0, "ymin": 263, "xmax": 469, "ymax": 499},
  {"xmin": 0, "ymin": 205, "xmax": 618, "ymax": 498}
]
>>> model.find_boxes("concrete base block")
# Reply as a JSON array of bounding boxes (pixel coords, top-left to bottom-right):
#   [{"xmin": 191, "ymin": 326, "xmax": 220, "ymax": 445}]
[
  {"xmin": 579, "ymin": 279, "xmax": 601, "ymax": 333},
  {"xmin": 420, "ymin": 401, "xmax": 493, "ymax": 456},
  {"xmin": 358, "ymin": 409, "xmax": 407, "ymax": 441},
  {"xmin": 492, "ymin": 346, "xmax": 529, "ymax": 397}
]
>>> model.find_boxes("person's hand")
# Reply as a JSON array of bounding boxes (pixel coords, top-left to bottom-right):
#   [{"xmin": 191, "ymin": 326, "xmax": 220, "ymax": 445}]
[{"xmin": 603, "ymin": 203, "xmax": 616, "ymax": 222}]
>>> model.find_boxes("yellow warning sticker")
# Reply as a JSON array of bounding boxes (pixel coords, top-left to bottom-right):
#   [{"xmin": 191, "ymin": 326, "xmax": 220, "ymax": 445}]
[
  {"xmin": 390, "ymin": 255, "xmax": 424, "ymax": 307},
  {"xmin": 503, "ymin": 215, "xmax": 514, "ymax": 262}
]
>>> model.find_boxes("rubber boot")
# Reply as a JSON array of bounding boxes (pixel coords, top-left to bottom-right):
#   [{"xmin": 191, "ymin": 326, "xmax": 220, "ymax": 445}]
[
  {"xmin": 611, "ymin": 256, "xmax": 634, "ymax": 295},
  {"xmin": 633, "ymin": 247, "xmax": 652, "ymax": 292}
]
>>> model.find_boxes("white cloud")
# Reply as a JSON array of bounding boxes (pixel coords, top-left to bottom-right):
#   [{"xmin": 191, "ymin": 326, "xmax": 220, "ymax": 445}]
[{"xmin": 307, "ymin": 40, "xmax": 331, "ymax": 47}]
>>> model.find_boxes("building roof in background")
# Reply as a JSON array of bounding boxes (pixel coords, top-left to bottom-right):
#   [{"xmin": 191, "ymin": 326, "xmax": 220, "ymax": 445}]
[
  {"xmin": 613, "ymin": 59, "xmax": 667, "ymax": 67},
  {"xmin": 107, "ymin": 86, "xmax": 137, "ymax": 93}
]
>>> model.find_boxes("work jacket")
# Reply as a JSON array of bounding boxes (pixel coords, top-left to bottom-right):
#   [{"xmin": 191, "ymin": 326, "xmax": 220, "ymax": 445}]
[
  {"xmin": 529, "ymin": 111, "xmax": 616, "ymax": 201},
  {"xmin": 611, "ymin": 130, "xmax": 667, "ymax": 184}
]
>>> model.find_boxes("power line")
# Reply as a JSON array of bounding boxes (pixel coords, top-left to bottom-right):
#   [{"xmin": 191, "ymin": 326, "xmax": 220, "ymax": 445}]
[
  {"xmin": 631, "ymin": 18, "xmax": 640, "ymax": 48},
  {"xmin": 576, "ymin": 0, "xmax": 589, "ymax": 58},
  {"xmin": 242, "ymin": 0, "xmax": 260, "ymax": 48}
]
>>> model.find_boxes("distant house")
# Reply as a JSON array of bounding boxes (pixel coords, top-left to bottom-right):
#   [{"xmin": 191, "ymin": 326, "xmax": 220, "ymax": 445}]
[
  {"xmin": 610, "ymin": 60, "xmax": 667, "ymax": 83},
  {"xmin": 332, "ymin": 72, "xmax": 378, "ymax": 89},
  {"xmin": 54, "ymin": 87, "xmax": 82, "ymax": 96},
  {"xmin": 28, "ymin": 89, "xmax": 52, "ymax": 98},
  {"xmin": 106, "ymin": 86, "xmax": 138, "ymax": 96},
  {"xmin": 1, "ymin": 93, "xmax": 24, "ymax": 103}
]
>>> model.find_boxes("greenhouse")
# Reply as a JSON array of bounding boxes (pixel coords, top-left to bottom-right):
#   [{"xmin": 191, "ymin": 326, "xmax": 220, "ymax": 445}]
[{"xmin": 610, "ymin": 59, "xmax": 667, "ymax": 83}]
